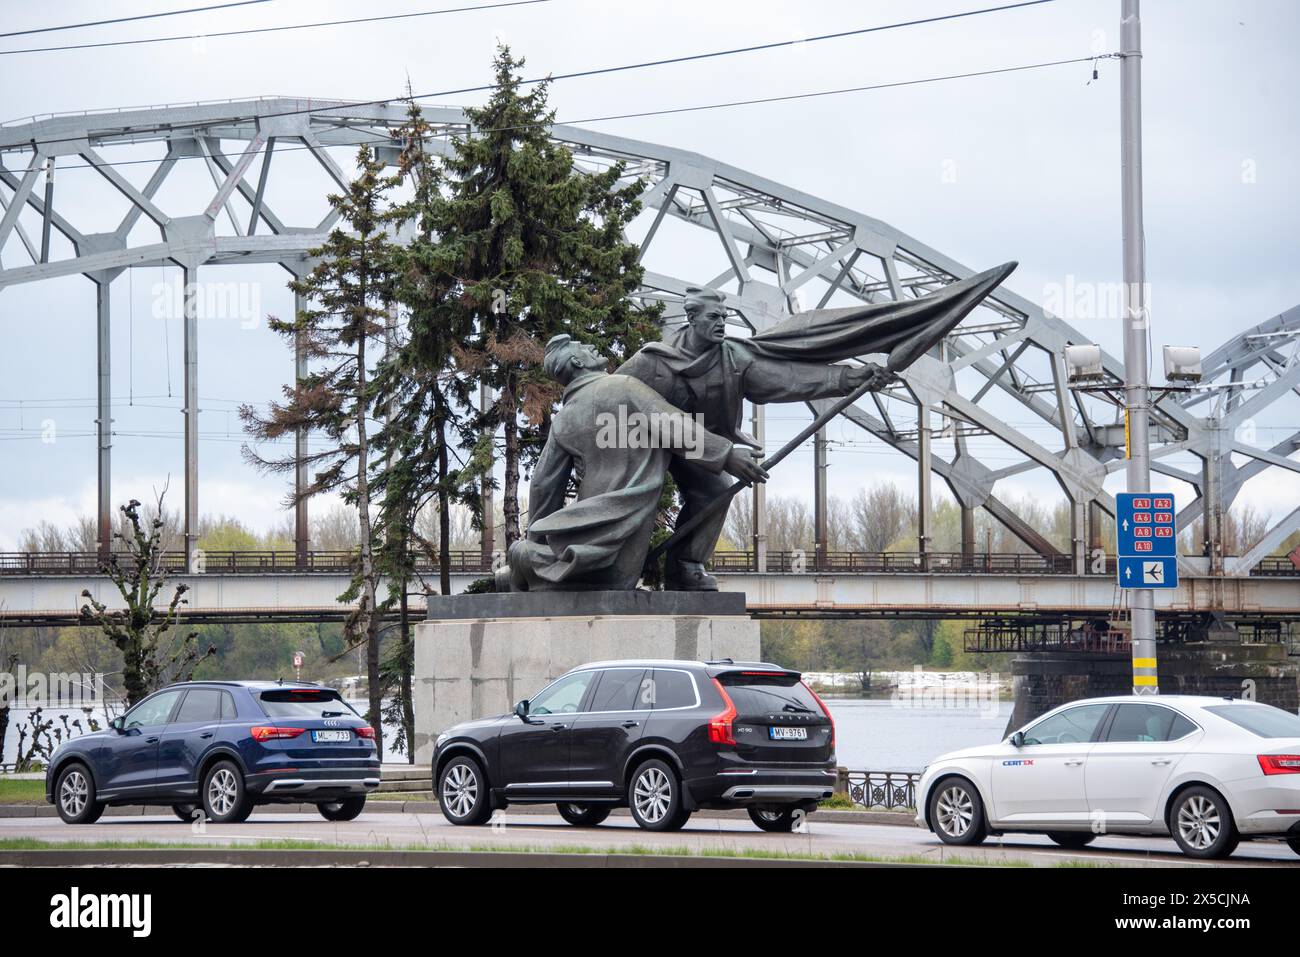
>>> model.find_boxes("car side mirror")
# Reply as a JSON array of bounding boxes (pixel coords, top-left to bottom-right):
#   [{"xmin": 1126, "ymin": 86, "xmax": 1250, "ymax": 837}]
[
  {"xmin": 1009, "ymin": 731, "xmax": 1025, "ymax": 748},
  {"xmin": 110, "ymin": 717, "xmax": 124, "ymax": 733},
  {"xmin": 513, "ymin": 699, "xmax": 530, "ymax": 720}
]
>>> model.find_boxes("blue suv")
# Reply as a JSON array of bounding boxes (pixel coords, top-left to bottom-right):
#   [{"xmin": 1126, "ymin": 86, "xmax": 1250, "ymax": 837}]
[{"xmin": 45, "ymin": 681, "xmax": 380, "ymax": 824}]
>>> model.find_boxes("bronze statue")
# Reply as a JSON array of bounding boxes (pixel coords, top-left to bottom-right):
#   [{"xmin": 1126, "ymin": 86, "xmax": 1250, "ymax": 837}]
[
  {"xmin": 505, "ymin": 336, "xmax": 767, "ymax": 591},
  {"xmin": 618, "ymin": 262, "xmax": 1016, "ymax": 589},
  {"xmin": 509, "ymin": 262, "xmax": 1016, "ymax": 592}
]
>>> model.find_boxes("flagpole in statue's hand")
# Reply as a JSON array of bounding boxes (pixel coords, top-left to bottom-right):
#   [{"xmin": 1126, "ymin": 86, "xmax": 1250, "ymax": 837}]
[{"xmin": 646, "ymin": 360, "xmax": 899, "ymax": 566}]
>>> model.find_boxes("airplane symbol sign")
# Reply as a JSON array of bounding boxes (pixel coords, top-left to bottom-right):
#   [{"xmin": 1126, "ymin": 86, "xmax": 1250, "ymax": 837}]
[{"xmin": 1118, "ymin": 556, "xmax": 1178, "ymax": 589}]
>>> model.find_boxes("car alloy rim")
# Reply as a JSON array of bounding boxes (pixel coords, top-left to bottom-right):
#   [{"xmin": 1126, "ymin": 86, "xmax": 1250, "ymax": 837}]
[
  {"xmin": 60, "ymin": 770, "xmax": 88, "ymax": 816},
  {"xmin": 443, "ymin": 763, "xmax": 478, "ymax": 817},
  {"xmin": 755, "ymin": 808, "xmax": 782, "ymax": 822},
  {"xmin": 936, "ymin": 785, "xmax": 974, "ymax": 837},
  {"xmin": 563, "ymin": 804, "xmax": 587, "ymax": 816},
  {"xmin": 633, "ymin": 767, "xmax": 671, "ymax": 823},
  {"xmin": 208, "ymin": 768, "xmax": 237, "ymax": 816},
  {"xmin": 1177, "ymin": 795, "xmax": 1221, "ymax": 850}
]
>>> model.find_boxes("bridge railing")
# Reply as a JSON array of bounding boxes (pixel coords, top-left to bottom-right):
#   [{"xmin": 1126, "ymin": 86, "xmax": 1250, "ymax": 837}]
[
  {"xmin": 711, "ymin": 550, "xmax": 1077, "ymax": 575},
  {"xmin": 1, "ymin": 549, "xmax": 1295, "ymax": 577},
  {"xmin": 1251, "ymin": 556, "xmax": 1300, "ymax": 577}
]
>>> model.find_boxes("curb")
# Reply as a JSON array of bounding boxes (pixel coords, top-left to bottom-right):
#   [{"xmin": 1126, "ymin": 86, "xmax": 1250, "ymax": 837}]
[
  {"xmin": 0, "ymin": 847, "xmax": 915, "ymax": 868},
  {"xmin": 0, "ymin": 802, "xmax": 916, "ymax": 827}
]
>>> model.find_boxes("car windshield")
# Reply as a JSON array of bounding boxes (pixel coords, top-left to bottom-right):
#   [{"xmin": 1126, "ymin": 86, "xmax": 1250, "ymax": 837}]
[
  {"xmin": 1205, "ymin": 703, "xmax": 1300, "ymax": 738},
  {"xmin": 258, "ymin": 689, "xmax": 358, "ymax": 719}
]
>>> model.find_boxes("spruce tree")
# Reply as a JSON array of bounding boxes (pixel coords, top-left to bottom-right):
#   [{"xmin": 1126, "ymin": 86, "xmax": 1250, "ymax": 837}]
[
  {"xmin": 241, "ymin": 145, "xmax": 398, "ymax": 755},
  {"xmin": 436, "ymin": 45, "xmax": 662, "ymax": 544}
]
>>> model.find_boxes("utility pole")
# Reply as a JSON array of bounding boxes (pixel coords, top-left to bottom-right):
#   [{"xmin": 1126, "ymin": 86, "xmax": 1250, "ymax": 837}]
[{"xmin": 1121, "ymin": 0, "xmax": 1158, "ymax": 694}]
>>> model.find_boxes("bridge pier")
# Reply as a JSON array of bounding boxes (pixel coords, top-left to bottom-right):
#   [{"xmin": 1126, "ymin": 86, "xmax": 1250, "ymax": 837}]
[
  {"xmin": 814, "ymin": 423, "xmax": 828, "ymax": 570},
  {"xmin": 182, "ymin": 261, "xmax": 199, "ymax": 573},
  {"xmin": 917, "ymin": 402, "xmax": 932, "ymax": 570},
  {"xmin": 293, "ymin": 289, "xmax": 309, "ymax": 568},
  {"xmin": 1006, "ymin": 642, "xmax": 1300, "ymax": 734},
  {"xmin": 95, "ymin": 276, "xmax": 112, "ymax": 561}
]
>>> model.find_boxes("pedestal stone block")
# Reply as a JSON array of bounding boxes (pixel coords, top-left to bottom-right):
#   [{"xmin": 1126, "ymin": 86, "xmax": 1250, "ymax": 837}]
[{"xmin": 412, "ymin": 591, "xmax": 759, "ymax": 766}]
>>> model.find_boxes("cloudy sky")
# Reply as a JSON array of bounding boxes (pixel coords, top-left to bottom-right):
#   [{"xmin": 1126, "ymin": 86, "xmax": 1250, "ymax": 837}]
[{"xmin": 0, "ymin": 0, "xmax": 1297, "ymax": 548}]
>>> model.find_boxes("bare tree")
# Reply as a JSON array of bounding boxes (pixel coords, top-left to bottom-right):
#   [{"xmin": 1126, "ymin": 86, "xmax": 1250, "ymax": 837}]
[
  {"xmin": 78, "ymin": 493, "xmax": 215, "ymax": 706},
  {"xmin": 848, "ymin": 483, "xmax": 915, "ymax": 552}
]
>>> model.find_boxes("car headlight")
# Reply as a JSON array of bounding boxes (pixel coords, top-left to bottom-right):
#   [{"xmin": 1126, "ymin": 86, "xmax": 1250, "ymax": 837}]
[{"xmin": 435, "ymin": 731, "xmax": 450, "ymax": 750}]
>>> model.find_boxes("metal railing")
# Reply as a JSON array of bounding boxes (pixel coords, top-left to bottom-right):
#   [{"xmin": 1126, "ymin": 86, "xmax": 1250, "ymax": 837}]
[
  {"xmin": 712, "ymin": 550, "xmax": 1078, "ymax": 574},
  {"xmin": 1251, "ymin": 556, "xmax": 1300, "ymax": 577},
  {"xmin": 0, "ymin": 549, "xmax": 486, "ymax": 576},
  {"xmin": 0, "ymin": 548, "xmax": 1295, "ymax": 578},
  {"xmin": 839, "ymin": 770, "xmax": 920, "ymax": 811}
]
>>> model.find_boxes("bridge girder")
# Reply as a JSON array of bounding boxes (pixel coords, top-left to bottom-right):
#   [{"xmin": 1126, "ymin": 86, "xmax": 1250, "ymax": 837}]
[{"xmin": 1, "ymin": 97, "xmax": 1296, "ymax": 577}]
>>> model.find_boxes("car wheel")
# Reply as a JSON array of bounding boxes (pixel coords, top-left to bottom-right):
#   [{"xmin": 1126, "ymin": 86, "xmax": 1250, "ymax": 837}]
[
  {"xmin": 172, "ymin": 803, "xmax": 200, "ymax": 823},
  {"xmin": 1170, "ymin": 786, "xmax": 1238, "ymax": 859},
  {"xmin": 929, "ymin": 777, "xmax": 987, "ymax": 846},
  {"xmin": 1047, "ymin": 831, "xmax": 1096, "ymax": 850},
  {"xmin": 318, "ymin": 797, "xmax": 366, "ymax": 822},
  {"xmin": 747, "ymin": 805, "xmax": 801, "ymax": 833},
  {"xmin": 627, "ymin": 759, "xmax": 690, "ymax": 832},
  {"xmin": 438, "ymin": 755, "xmax": 491, "ymax": 825},
  {"xmin": 556, "ymin": 803, "xmax": 611, "ymax": 826},
  {"xmin": 55, "ymin": 764, "xmax": 103, "ymax": 825},
  {"xmin": 201, "ymin": 760, "xmax": 253, "ymax": 824},
  {"xmin": 1287, "ymin": 837, "xmax": 1300, "ymax": 858}
]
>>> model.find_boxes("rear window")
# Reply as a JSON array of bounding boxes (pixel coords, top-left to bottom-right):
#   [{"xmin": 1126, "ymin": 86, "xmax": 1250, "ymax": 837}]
[
  {"xmin": 647, "ymin": 669, "xmax": 697, "ymax": 710},
  {"xmin": 174, "ymin": 688, "xmax": 222, "ymax": 723},
  {"xmin": 258, "ymin": 689, "xmax": 358, "ymax": 719},
  {"xmin": 1105, "ymin": 703, "xmax": 1198, "ymax": 742},
  {"xmin": 1205, "ymin": 704, "xmax": 1300, "ymax": 738},
  {"xmin": 589, "ymin": 669, "xmax": 648, "ymax": 712},
  {"xmin": 719, "ymin": 673, "xmax": 822, "ymax": 716}
]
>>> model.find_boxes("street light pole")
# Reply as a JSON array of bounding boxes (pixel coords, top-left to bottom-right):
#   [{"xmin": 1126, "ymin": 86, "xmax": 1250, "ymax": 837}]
[{"xmin": 1120, "ymin": 0, "xmax": 1158, "ymax": 694}]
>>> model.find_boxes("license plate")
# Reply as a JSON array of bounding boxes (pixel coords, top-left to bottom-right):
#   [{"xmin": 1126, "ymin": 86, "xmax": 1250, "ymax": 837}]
[
  {"xmin": 769, "ymin": 726, "xmax": 808, "ymax": 740},
  {"xmin": 312, "ymin": 730, "xmax": 351, "ymax": 743}
]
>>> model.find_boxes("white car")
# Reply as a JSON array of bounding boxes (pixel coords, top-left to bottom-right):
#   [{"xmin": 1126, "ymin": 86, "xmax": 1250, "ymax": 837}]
[{"xmin": 916, "ymin": 695, "xmax": 1300, "ymax": 859}]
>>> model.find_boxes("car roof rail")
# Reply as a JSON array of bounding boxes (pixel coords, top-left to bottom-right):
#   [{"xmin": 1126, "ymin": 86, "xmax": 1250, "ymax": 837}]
[{"xmin": 706, "ymin": 657, "xmax": 735, "ymax": 665}]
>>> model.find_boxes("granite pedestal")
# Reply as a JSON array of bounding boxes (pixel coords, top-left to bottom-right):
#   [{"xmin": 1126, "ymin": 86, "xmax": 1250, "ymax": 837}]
[{"xmin": 412, "ymin": 590, "xmax": 758, "ymax": 765}]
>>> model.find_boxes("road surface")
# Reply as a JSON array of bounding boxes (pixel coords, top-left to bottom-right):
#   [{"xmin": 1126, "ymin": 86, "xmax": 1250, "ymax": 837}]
[{"xmin": 3, "ymin": 810, "xmax": 1296, "ymax": 866}]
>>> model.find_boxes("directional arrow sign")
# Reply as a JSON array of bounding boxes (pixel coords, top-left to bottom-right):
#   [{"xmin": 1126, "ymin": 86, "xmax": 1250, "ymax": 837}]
[
  {"xmin": 1115, "ymin": 492, "xmax": 1177, "ymax": 558},
  {"xmin": 1119, "ymin": 556, "xmax": 1177, "ymax": 589}
]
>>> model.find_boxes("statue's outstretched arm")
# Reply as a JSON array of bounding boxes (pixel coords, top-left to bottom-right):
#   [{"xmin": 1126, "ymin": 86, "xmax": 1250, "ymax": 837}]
[{"xmin": 743, "ymin": 353, "xmax": 887, "ymax": 402}]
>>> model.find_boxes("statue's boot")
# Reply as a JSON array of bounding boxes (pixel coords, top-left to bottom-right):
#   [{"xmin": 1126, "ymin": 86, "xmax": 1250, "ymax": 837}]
[{"xmin": 666, "ymin": 559, "xmax": 718, "ymax": 591}]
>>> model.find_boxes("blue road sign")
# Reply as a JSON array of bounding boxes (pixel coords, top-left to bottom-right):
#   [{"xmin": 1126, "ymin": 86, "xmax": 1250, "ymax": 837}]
[
  {"xmin": 1115, "ymin": 492, "xmax": 1177, "ymax": 557},
  {"xmin": 1116, "ymin": 492, "xmax": 1178, "ymax": 588},
  {"xmin": 1118, "ymin": 555, "xmax": 1178, "ymax": 589}
]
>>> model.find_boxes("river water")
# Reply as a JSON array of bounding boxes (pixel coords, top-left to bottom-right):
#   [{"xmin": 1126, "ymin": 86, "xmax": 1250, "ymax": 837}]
[{"xmin": 4, "ymin": 696, "xmax": 1013, "ymax": 773}]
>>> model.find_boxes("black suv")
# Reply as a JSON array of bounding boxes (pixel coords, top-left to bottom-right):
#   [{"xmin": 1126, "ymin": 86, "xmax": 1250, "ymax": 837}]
[{"xmin": 432, "ymin": 659, "xmax": 837, "ymax": 832}]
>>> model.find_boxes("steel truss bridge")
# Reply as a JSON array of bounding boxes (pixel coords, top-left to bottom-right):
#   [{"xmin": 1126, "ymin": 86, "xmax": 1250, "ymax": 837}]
[{"xmin": 1, "ymin": 97, "xmax": 1298, "ymax": 639}]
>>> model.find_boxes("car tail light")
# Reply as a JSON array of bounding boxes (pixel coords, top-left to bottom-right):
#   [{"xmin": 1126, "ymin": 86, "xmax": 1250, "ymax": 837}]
[
  {"xmin": 251, "ymin": 726, "xmax": 304, "ymax": 742},
  {"xmin": 708, "ymin": 679, "xmax": 737, "ymax": 746},
  {"xmin": 1258, "ymin": 754, "xmax": 1300, "ymax": 775},
  {"xmin": 355, "ymin": 726, "xmax": 376, "ymax": 740},
  {"xmin": 801, "ymin": 680, "xmax": 836, "ymax": 749}
]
